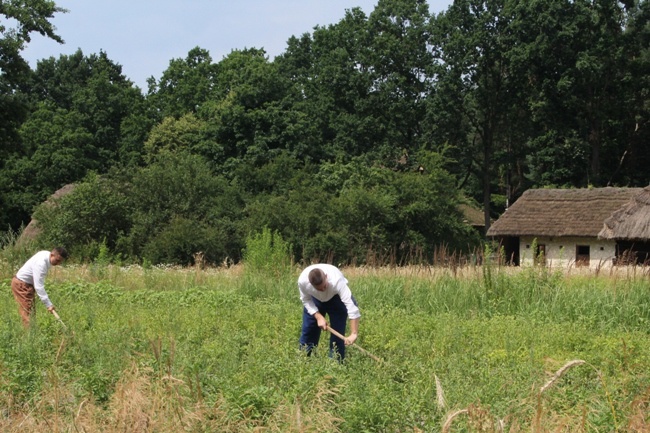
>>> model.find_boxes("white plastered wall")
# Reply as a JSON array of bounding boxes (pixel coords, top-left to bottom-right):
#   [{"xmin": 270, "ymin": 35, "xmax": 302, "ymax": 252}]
[{"xmin": 519, "ymin": 236, "xmax": 616, "ymax": 269}]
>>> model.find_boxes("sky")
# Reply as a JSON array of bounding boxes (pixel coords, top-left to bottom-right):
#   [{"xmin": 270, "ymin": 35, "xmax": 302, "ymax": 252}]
[{"xmin": 22, "ymin": 0, "xmax": 453, "ymax": 90}]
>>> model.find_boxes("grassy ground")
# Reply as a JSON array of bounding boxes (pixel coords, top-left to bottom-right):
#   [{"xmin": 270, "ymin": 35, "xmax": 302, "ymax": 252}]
[{"xmin": 0, "ymin": 261, "xmax": 648, "ymax": 432}]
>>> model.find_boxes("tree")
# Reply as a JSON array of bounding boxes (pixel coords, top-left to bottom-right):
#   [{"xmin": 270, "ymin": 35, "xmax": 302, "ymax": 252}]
[
  {"xmin": 0, "ymin": 103, "xmax": 94, "ymax": 229},
  {"xmin": 0, "ymin": 50, "xmax": 147, "ymax": 231},
  {"xmin": 123, "ymin": 152, "xmax": 245, "ymax": 263},
  {"xmin": 146, "ymin": 47, "xmax": 218, "ymax": 119},
  {"xmin": 427, "ymin": 0, "xmax": 642, "ymax": 223},
  {"xmin": 30, "ymin": 50, "xmax": 148, "ymax": 167},
  {"xmin": 364, "ymin": 0, "xmax": 435, "ymax": 159},
  {"xmin": 143, "ymin": 113, "xmax": 209, "ymax": 163},
  {"xmin": 276, "ymin": 8, "xmax": 381, "ymax": 161},
  {"xmin": 242, "ymin": 153, "xmax": 478, "ymax": 265},
  {"xmin": 0, "ymin": 0, "xmax": 65, "ymax": 163},
  {"xmin": 198, "ymin": 48, "xmax": 292, "ymax": 173},
  {"xmin": 33, "ymin": 172, "xmax": 132, "ymax": 257},
  {"xmin": 509, "ymin": 0, "xmax": 638, "ymax": 187},
  {"xmin": 621, "ymin": 0, "xmax": 650, "ymax": 184},
  {"xmin": 429, "ymin": 0, "xmax": 517, "ymax": 230},
  {"xmin": 278, "ymin": 1, "xmax": 436, "ymax": 166}
]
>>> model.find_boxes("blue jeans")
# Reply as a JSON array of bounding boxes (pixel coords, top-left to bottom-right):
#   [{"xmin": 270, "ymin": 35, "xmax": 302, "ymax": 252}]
[{"xmin": 299, "ymin": 295, "xmax": 357, "ymax": 360}]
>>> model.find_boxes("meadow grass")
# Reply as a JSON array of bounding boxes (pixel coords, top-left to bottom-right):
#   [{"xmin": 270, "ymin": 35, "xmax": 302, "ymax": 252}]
[{"xmin": 0, "ymin": 261, "xmax": 648, "ymax": 431}]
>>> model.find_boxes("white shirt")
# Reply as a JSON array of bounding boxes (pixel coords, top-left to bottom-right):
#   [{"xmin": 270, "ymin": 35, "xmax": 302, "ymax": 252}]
[
  {"xmin": 16, "ymin": 250, "xmax": 53, "ymax": 308},
  {"xmin": 298, "ymin": 264, "xmax": 361, "ymax": 319}
]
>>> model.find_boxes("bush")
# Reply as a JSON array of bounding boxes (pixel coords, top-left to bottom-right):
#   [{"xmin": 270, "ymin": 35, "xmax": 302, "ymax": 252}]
[
  {"xmin": 242, "ymin": 227, "xmax": 293, "ymax": 278},
  {"xmin": 32, "ymin": 172, "xmax": 131, "ymax": 254},
  {"xmin": 124, "ymin": 152, "xmax": 245, "ymax": 263},
  {"xmin": 25, "ymin": 149, "xmax": 480, "ymax": 266},
  {"xmin": 142, "ymin": 216, "xmax": 231, "ymax": 266}
]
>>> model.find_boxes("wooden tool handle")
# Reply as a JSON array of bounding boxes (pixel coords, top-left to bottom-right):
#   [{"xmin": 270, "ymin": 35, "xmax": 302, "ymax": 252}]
[
  {"xmin": 51, "ymin": 310, "xmax": 67, "ymax": 329},
  {"xmin": 326, "ymin": 325, "xmax": 382, "ymax": 362}
]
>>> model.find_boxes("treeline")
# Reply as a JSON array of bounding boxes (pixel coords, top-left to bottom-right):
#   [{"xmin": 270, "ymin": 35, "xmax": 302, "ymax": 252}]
[{"xmin": 1, "ymin": 0, "xmax": 649, "ymax": 266}]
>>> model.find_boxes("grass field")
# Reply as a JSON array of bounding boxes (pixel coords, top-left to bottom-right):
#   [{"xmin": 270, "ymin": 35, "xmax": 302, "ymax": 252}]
[{"xmin": 0, "ymin": 260, "xmax": 649, "ymax": 432}]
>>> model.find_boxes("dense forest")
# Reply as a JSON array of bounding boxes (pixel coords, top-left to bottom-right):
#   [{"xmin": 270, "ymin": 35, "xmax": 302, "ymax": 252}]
[{"xmin": 1, "ymin": 0, "xmax": 649, "ymax": 266}]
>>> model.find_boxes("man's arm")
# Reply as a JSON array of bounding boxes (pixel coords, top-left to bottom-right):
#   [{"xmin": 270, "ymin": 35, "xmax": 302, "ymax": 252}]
[
  {"xmin": 299, "ymin": 287, "xmax": 319, "ymax": 316},
  {"xmin": 313, "ymin": 312, "xmax": 328, "ymax": 330},
  {"xmin": 345, "ymin": 318, "xmax": 359, "ymax": 345},
  {"xmin": 299, "ymin": 283, "xmax": 325, "ymax": 328},
  {"xmin": 33, "ymin": 267, "xmax": 53, "ymax": 309}
]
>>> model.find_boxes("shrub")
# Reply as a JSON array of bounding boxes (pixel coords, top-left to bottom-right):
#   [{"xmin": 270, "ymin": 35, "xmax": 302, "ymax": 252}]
[
  {"xmin": 124, "ymin": 152, "xmax": 245, "ymax": 263},
  {"xmin": 32, "ymin": 172, "xmax": 131, "ymax": 254},
  {"xmin": 242, "ymin": 227, "xmax": 293, "ymax": 278},
  {"xmin": 142, "ymin": 216, "xmax": 230, "ymax": 266}
]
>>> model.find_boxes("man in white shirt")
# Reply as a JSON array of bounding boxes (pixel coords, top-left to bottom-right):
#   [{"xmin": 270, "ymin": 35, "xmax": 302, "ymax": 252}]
[
  {"xmin": 11, "ymin": 247, "xmax": 68, "ymax": 327},
  {"xmin": 298, "ymin": 263, "xmax": 360, "ymax": 360}
]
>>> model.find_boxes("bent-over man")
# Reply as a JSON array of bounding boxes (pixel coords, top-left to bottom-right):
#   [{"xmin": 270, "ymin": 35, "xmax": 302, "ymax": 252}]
[
  {"xmin": 11, "ymin": 247, "xmax": 68, "ymax": 327},
  {"xmin": 298, "ymin": 263, "xmax": 360, "ymax": 360}
]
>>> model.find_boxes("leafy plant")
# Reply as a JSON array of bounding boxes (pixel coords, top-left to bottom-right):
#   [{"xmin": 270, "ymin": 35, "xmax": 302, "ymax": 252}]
[{"xmin": 242, "ymin": 226, "xmax": 293, "ymax": 278}]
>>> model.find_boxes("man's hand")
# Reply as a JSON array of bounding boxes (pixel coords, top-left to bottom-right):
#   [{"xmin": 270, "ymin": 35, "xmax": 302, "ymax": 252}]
[
  {"xmin": 344, "ymin": 333, "xmax": 358, "ymax": 345},
  {"xmin": 314, "ymin": 312, "xmax": 328, "ymax": 330},
  {"xmin": 47, "ymin": 306, "xmax": 56, "ymax": 313},
  {"xmin": 346, "ymin": 318, "xmax": 360, "ymax": 345}
]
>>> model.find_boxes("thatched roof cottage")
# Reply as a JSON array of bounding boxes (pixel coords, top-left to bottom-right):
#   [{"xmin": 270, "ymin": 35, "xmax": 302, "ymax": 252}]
[
  {"xmin": 17, "ymin": 183, "xmax": 76, "ymax": 245},
  {"xmin": 486, "ymin": 187, "xmax": 650, "ymax": 267},
  {"xmin": 458, "ymin": 202, "xmax": 488, "ymax": 235},
  {"xmin": 598, "ymin": 187, "xmax": 650, "ymax": 264}
]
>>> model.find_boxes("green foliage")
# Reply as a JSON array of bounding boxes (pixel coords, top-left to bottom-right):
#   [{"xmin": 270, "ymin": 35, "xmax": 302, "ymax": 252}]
[
  {"xmin": 123, "ymin": 152, "xmax": 245, "ymax": 264},
  {"xmin": 4, "ymin": 0, "xmax": 650, "ymax": 268},
  {"xmin": 0, "ymin": 0, "xmax": 64, "ymax": 99},
  {"xmin": 33, "ymin": 172, "xmax": 131, "ymax": 257},
  {"xmin": 241, "ymin": 154, "xmax": 480, "ymax": 266},
  {"xmin": 0, "ymin": 105, "xmax": 94, "ymax": 229},
  {"xmin": 95, "ymin": 239, "xmax": 111, "ymax": 266},
  {"xmin": 27, "ymin": 153, "xmax": 247, "ymax": 266},
  {"xmin": 0, "ymin": 226, "xmax": 38, "ymax": 274},
  {"xmin": 141, "ymin": 216, "xmax": 228, "ymax": 266},
  {"xmin": 146, "ymin": 46, "xmax": 218, "ymax": 118},
  {"xmin": 242, "ymin": 227, "xmax": 293, "ymax": 278},
  {"xmin": 0, "ymin": 267, "xmax": 649, "ymax": 430},
  {"xmin": 1, "ymin": 50, "xmax": 147, "ymax": 231},
  {"xmin": 143, "ymin": 113, "xmax": 208, "ymax": 163}
]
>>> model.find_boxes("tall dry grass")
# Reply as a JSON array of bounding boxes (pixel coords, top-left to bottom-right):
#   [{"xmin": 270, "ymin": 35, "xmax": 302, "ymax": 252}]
[
  {"xmin": 0, "ymin": 363, "xmax": 345, "ymax": 433},
  {"xmin": 438, "ymin": 358, "xmax": 650, "ymax": 433}
]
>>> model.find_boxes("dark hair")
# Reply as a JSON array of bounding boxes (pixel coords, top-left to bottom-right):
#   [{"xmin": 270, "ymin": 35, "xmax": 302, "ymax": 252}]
[
  {"xmin": 308, "ymin": 268, "xmax": 325, "ymax": 286},
  {"xmin": 53, "ymin": 247, "xmax": 69, "ymax": 260}
]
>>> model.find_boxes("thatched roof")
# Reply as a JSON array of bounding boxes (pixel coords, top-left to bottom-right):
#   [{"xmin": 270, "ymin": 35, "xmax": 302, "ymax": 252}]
[
  {"xmin": 486, "ymin": 187, "xmax": 644, "ymax": 238},
  {"xmin": 599, "ymin": 186, "xmax": 650, "ymax": 240},
  {"xmin": 458, "ymin": 203, "xmax": 486, "ymax": 227},
  {"xmin": 17, "ymin": 183, "xmax": 76, "ymax": 244}
]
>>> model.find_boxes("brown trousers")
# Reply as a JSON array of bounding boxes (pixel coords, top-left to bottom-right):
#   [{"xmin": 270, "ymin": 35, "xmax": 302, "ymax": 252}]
[{"xmin": 11, "ymin": 276, "xmax": 35, "ymax": 327}]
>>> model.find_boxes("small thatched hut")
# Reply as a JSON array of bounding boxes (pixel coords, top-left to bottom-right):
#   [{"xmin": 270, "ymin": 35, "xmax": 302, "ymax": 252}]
[
  {"xmin": 486, "ymin": 187, "xmax": 645, "ymax": 267},
  {"xmin": 17, "ymin": 184, "xmax": 76, "ymax": 245},
  {"xmin": 458, "ymin": 202, "xmax": 488, "ymax": 235},
  {"xmin": 598, "ymin": 186, "xmax": 650, "ymax": 264}
]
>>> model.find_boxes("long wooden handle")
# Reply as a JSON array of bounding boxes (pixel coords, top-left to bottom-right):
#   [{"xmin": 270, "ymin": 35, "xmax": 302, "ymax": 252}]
[
  {"xmin": 51, "ymin": 310, "xmax": 67, "ymax": 329},
  {"xmin": 326, "ymin": 325, "xmax": 382, "ymax": 362}
]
